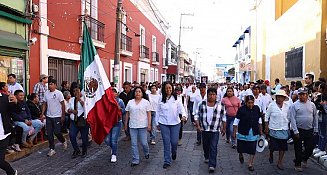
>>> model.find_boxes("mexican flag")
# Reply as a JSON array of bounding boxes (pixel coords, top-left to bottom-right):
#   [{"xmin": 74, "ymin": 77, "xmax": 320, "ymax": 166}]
[{"xmin": 79, "ymin": 22, "xmax": 121, "ymax": 144}]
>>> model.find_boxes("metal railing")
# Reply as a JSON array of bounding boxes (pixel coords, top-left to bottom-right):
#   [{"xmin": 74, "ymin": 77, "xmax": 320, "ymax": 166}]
[
  {"xmin": 83, "ymin": 15, "xmax": 105, "ymax": 42},
  {"xmin": 152, "ymin": 52, "xmax": 159, "ymax": 62},
  {"xmin": 121, "ymin": 33, "xmax": 132, "ymax": 52},
  {"xmin": 140, "ymin": 45, "xmax": 149, "ymax": 59}
]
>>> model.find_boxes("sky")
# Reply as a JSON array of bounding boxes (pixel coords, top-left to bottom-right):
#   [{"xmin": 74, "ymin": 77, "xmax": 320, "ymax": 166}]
[{"xmin": 151, "ymin": 0, "xmax": 253, "ymax": 76}]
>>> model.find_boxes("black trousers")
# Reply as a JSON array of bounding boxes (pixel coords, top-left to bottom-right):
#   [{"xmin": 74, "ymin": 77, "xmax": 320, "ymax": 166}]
[
  {"xmin": 179, "ymin": 120, "xmax": 183, "ymax": 140},
  {"xmin": 0, "ymin": 137, "xmax": 15, "ymax": 175},
  {"xmin": 46, "ymin": 117, "xmax": 66, "ymax": 150},
  {"xmin": 293, "ymin": 128, "xmax": 315, "ymax": 166}
]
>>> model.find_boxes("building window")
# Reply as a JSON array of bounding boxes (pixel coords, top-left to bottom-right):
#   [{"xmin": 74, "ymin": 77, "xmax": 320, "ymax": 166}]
[
  {"xmin": 0, "ymin": 56, "xmax": 24, "ymax": 85},
  {"xmin": 285, "ymin": 46, "xmax": 303, "ymax": 78},
  {"xmin": 48, "ymin": 58, "xmax": 78, "ymax": 85},
  {"xmin": 124, "ymin": 67, "xmax": 131, "ymax": 82}
]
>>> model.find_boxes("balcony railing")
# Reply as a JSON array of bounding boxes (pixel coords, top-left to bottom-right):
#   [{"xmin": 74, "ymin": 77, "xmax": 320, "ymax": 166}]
[
  {"xmin": 140, "ymin": 45, "xmax": 149, "ymax": 59},
  {"xmin": 83, "ymin": 16, "xmax": 105, "ymax": 42},
  {"xmin": 121, "ymin": 33, "xmax": 132, "ymax": 52},
  {"xmin": 152, "ymin": 52, "xmax": 159, "ymax": 63}
]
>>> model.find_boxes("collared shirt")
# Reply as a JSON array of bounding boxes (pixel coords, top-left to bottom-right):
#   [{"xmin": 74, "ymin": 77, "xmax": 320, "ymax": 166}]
[
  {"xmin": 194, "ymin": 100, "xmax": 226, "ymax": 132},
  {"xmin": 8, "ymin": 82, "xmax": 24, "ymax": 94},
  {"xmin": 259, "ymin": 93, "xmax": 272, "ymax": 112},
  {"xmin": 289, "ymin": 100, "xmax": 319, "ymax": 134},
  {"xmin": 193, "ymin": 93, "xmax": 207, "ymax": 115},
  {"xmin": 149, "ymin": 93, "xmax": 161, "ymax": 112},
  {"xmin": 188, "ymin": 91, "xmax": 198, "ymax": 102},
  {"xmin": 265, "ymin": 101, "xmax": 290, "ymax": 130},
  {"xmin": 156, "ymin": 96, "xmax": 187, "ymax": 126},
  {"xmin": 33, "ymin": 82, "xmax": 47, "ymax": 105},
  {"xmin": 68, "ymin": 97, "xmax": 85, "ymax": 120}
]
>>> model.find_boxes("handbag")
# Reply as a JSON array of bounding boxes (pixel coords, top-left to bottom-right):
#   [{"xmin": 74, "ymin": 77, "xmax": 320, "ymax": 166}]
[
  {"xmin": 269, "ymin": 129, "xmax": 289, "ymax": 140},
  {"xmin": 74, "ymin": 97, "xmax": 86, "ymax": 127}
]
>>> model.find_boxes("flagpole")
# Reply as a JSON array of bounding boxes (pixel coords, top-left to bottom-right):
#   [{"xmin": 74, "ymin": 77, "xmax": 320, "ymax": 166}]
[{"xmin": 114, "ymin": 0, "xmax": 123, "ymax": 88}]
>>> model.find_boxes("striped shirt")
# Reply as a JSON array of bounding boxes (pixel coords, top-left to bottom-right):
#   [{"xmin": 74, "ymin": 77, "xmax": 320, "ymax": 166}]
[{"xmin": 194, "ymin": 100, "xmax": 226, "ymax": 132}]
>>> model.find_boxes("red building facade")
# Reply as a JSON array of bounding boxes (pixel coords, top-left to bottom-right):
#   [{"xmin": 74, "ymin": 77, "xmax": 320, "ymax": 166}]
[{"xmin": 29, "ymin": 0, "xmax": 168, "ymax": 91}]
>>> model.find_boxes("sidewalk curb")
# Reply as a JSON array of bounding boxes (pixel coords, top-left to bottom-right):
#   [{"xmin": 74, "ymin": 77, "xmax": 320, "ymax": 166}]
[{"xmin": 6, "ymin": 134, "xmax": 69, "ymax": 162}]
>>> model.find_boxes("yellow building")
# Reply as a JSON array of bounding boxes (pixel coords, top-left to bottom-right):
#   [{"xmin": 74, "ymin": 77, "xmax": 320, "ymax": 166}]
[{"xmin": 251, "ymin": 0, "xmax": 327, "ymax": 85}]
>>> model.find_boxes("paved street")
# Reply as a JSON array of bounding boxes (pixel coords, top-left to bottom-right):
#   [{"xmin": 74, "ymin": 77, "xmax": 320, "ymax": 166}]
[{"xmin": 6, "ymin": 123, "xmax": 326, "ymax": 175}]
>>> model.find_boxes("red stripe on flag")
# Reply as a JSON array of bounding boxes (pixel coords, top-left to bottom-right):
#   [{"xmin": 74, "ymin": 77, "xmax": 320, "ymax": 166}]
[{"xmin": 86, "ymin": 87, "xmax": 121, "ymax": 144}]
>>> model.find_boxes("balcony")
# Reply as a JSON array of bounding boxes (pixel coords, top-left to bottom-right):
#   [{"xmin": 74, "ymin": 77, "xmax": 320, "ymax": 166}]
[
  {"xmin": 82, "ymin": 15, "xmax": 105, "ymax": 48},
  {"xmin": 120, "ymin": 33, "xmax": 132, "ymax": 57},
  {"xmin": 139, "ymin": 45, "xmax": 150, "ymax": 62},
  {"xmin": 152, "ymin": 52, "xmax": 159, "ymax": 65}
]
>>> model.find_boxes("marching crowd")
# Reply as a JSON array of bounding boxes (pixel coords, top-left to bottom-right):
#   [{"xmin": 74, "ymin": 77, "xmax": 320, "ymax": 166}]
[{"xmin": 0, "ymin": 72, "xmax": 326, "ymax": 174}]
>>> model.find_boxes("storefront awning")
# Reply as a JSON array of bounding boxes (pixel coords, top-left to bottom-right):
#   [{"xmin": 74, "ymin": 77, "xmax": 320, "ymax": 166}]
[
  {"xmin": 0, "ymin": 11, "xmax": 32, "ymax": 24},
  {"xmin": 0, "ymin": 30, "xmax": 28, "ymax": 50}
]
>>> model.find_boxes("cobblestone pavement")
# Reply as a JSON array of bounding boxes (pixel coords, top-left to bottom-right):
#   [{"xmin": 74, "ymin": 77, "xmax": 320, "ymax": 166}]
[{"xmin": 6, "ymin": 123, "xmax": 327, "ymax": 175}]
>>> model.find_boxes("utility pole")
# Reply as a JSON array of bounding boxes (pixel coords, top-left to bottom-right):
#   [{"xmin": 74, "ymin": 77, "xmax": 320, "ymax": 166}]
[
  {"xmin": 114, "ymin": 0, "xmax": 123, "ymax": 87},
  {"xmin": 177, "ymin": 13, "xmax": 193, "ymax": 83}
]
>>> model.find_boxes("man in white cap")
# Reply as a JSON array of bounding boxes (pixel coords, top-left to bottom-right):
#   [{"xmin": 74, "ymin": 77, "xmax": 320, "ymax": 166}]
[{"xmin": 33, "ymin": 74, "xmax": 48, "ymax": 107}]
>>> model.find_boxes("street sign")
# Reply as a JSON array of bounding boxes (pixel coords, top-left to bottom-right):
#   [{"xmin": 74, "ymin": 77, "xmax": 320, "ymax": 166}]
[{"xmin": 216, "ymin": 64, "xmax": 233, "ymax": 68}]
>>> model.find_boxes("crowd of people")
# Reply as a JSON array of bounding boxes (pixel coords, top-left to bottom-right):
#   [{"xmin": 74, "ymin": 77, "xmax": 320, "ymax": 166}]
[{"xmin": 0, "ymin": 72, "xmax": 326, "ymax": 174}]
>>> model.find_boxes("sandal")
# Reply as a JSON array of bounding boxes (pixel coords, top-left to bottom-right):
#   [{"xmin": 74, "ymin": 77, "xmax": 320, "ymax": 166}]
[{"xmin": 239, "ymin": 154, "xmax": 244, "ymax": 164}]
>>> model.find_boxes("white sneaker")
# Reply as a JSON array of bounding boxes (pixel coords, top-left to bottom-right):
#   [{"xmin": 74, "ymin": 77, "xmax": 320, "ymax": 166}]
[
  {"xmin": 47, "ymin": 149, "xmax": 56, "ymax": 157},
  {"xmin": 111, "ymin": 155, "xmax": 117, "ymax": 163},
  {"xmin": 12, "ymin": 144, "xmax": 22, "ymax": 152},
  {"xmin": 63, "ymin": 140, "xmax": 68, "ymax": 150},
  {"xmin": 319, "ymin": 155, "xmax": 327, "ymax": 163},
  {"xmin": 14, "ymin": 170, "xmax": 18, "ymax": 175},
  {"xmin": 314, "ymin": 151, "xmax": 326, "ymax": 158},
  {"xmin": 313, "ymin": 148, "xmax": 321, "ymax": 154}
]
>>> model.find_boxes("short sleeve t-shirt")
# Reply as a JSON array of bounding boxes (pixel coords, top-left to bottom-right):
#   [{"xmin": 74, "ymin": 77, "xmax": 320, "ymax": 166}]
[
  {"xmin": 126, "ymin": 99, "xmax": 151, "ymax": 128},
  {"xmin": 44, "ymin": 90, "xmax": 64, "ymax": 118},
  {"xmin": 8, "ymin": 83, "xmax": 24, "ymax": 94}
]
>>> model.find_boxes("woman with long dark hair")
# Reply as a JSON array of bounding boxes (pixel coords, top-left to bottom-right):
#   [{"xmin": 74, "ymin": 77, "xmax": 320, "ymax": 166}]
[
  {"xmin": 124, "ymin": 87, "xmax": 151, "ymax": 167},
  {"xmin": 156, "ymin": 81, "xmax": 187, "ymax": 169}
]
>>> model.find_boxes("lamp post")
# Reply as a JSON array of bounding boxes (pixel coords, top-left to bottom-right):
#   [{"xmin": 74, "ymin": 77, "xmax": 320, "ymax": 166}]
[{"xmin": 177, "ymin": 13, "xmax": 193, "ymax": 83}]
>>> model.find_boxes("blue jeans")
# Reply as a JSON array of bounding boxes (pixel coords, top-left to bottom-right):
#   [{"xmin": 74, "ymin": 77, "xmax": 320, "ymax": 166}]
[
  {"xmin": 159, "ymin": 123, "xmax": 180, "ymax": 165},
  {"xmin": 104, "ymin": 121, "xmax": 122, "ymax": 155},
  {"xmin": 226, "ymin": 116, "xmax": 236, "ymax": 145},
  {"xmin": 15, "ymin": 119, "xmax": 43, "ymax": 143},
  {"xmin": 202, "ymin": 131, "xmax": 219, "ymax": 168},
  {"xmin": 318, "ymin": 115, "xmax": 327, "ymax": 151},
  {"xmin": 150, "ymin": 112, "xmax": 156, "ymax": 141},
  {"xmin": 69, "ymin": 120, "xmax": 89, "ymax": 152},
  {"xmin": 130, "ymin": 128, "xmax": 149, "ymax": 164}
]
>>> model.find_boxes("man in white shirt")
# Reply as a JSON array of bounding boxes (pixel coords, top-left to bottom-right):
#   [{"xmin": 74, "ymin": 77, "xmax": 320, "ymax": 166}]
[
  {"xmin": 41, "ymin": 79, "xmax": 67, "ymax": 157},
  {"xmin": 193, "ymin": 83, "xmax": 207, "ymax": 146},
  {"xmin": 7, "ymin": 74, "xmax": 23, "ymax": 94},
  {"xmin": 259, "ymin": 85, "xmax": 272, "ymax": 113}
]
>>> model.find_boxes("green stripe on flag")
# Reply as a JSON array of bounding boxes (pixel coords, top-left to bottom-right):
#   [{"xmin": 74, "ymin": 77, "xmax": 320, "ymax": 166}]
[{"xmin": 79, "ymin": 22, "xmax": 98, "ymax": 90}]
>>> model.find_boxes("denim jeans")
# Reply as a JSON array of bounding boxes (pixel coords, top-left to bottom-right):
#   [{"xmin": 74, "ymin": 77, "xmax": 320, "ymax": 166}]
[
  {"xmin": 46, "ymin": 117, "xmax": 66, "ymax": 150},
  {"xmin": 226, "ymin": 116, "xmax": 236, "ymax": 145},
  {"xmin": 69, "ymin": 120, "xmax": 89, "ymax": 152},
  {"xmin": 130, "ymin": 128, "xmax": 149, "ymax": 164},
  {"xmin": 150, "ymin": 112, "xmax": 156, "ymax": 141},
  {"xmin": 159, "ymin": 123, "xmax": 180, "ymax": 165},
  {"xmin": 104, "ymin": 120, "xmax": 122, "ymax": 155},
  {"xmin": 202, "ymin": 131, "xmax": 219, "ymax": 168},
  {"xmin": 15, "ymin": 119, "xmax": 43, "ymax": 143},
  {"xmin": 318, "ymin": 115, "xmax": 327, "ymax": 151}
]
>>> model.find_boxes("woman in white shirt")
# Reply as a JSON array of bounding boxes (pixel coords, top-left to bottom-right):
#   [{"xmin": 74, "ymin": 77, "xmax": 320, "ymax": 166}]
[
  {"xmin": 68, "ymin": 88, "xmax": 89, "ymax": 159},
  {"xmin": 148, "ymin": 84, "xmax": 161, "ymax": 145},
  {"xmin": 264, "ymin": 90, "xmax": 290, "ymax": 170},
  {"xmin": 156, "ymin": 81, "xmax": 187, "ymax": 169},
  {"xmin": 125, "ymin": 87, "xmax": 151, "ymax": 167}
]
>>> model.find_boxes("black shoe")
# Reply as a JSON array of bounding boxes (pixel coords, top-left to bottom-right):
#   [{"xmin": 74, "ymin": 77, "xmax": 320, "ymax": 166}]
[
  {"xmin": 248, "ymin": 166, "xmax": 254, "ymax": 171},
  {"xmin": 231, "ymin": 144, "xmax": 237, "ymax": 149},
  {"xmin": 145, "ymin": 154, "xmax": 149, "ymax": 159},
  {"xmin": 239, "ymin": 154, "xmax": 244, "ymax": 164},
  {"xmin": 71, "ymin": 149, "xmax": 81, "ymax": 159},
  {"xmin": 81, "ymin": 150, "xmax": 87, "ymax": 158},
  {"xmin": 196, "ymin": 141, "xmax": 201, "ymax": 146},
  {"xmin": 269, "ymin": 156, "xmax": 273, "ymax": 164},
  {"xmin": 131, "ymin": 163, "xmax": 139, "ymax": 167},
  {"xmin": 172, "ymin": 153, "xmax": 176, "ymax": 160},
  {"xmin": 163, "ymin": 163, "xmax": 170, "ymax": 169}
]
